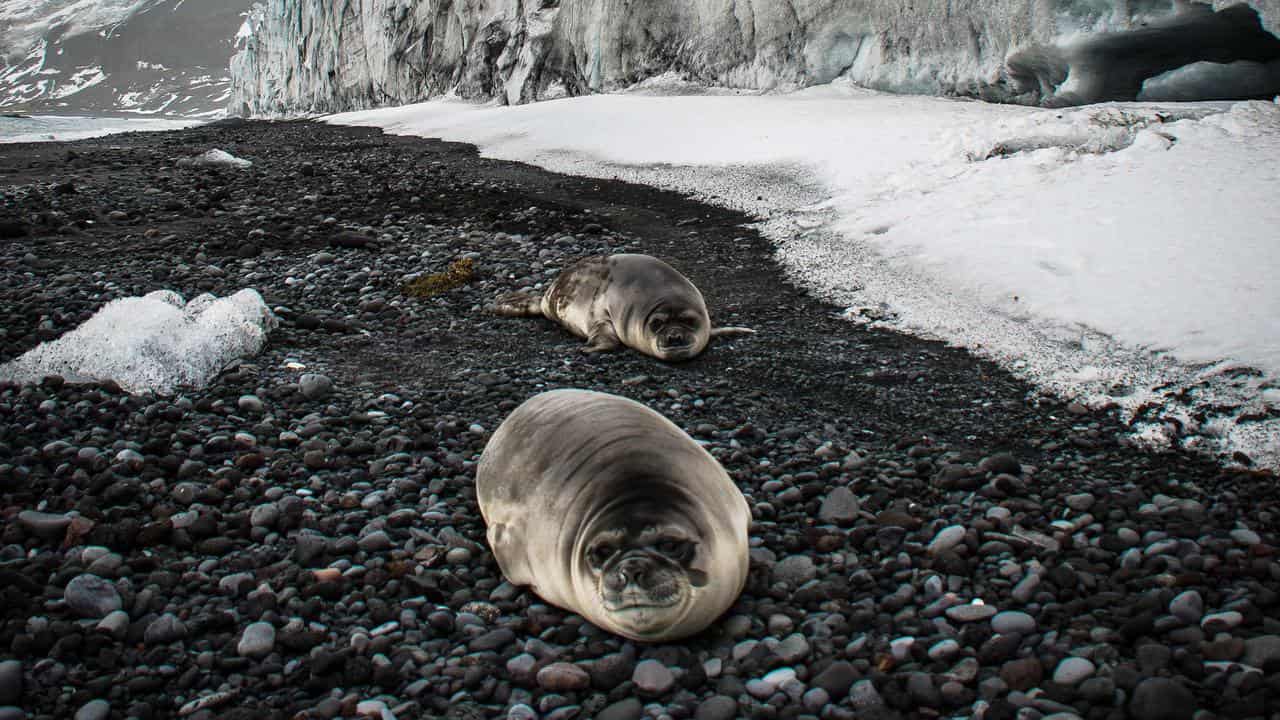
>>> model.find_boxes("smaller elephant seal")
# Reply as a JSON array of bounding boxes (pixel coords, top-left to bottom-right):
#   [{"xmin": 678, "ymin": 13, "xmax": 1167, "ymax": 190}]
[
  {"xmin": 492, "ymin": 253, "xmax": 752, "ymax": 361},
  {"xmin": 476, "ymin": 389, "xmax": 751, "ymax": 642}
]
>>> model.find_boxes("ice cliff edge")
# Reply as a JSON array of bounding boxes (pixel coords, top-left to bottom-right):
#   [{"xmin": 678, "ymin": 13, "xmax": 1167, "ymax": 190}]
[{"xmin": 228, "ymin": 0, "xmax": 1280, "ymax": 116}]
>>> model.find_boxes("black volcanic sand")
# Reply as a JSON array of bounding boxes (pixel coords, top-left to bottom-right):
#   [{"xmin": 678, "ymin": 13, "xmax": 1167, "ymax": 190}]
[{"xmin": 0, "ymin": 120, "xmax": 1277, "ymax": 720}]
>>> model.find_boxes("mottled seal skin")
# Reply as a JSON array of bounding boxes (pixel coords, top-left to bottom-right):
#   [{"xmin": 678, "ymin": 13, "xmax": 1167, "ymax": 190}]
[
  {"xmin": 493, "ymin": 254, "xmax": 752, "ymax": 361},
  {"xmin": 475, "ymin": 389, "xmax": 751, "ymax": 642}
]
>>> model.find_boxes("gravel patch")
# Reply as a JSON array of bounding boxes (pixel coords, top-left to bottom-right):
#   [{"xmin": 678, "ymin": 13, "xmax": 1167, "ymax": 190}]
[{"xmin": 0, "ymin": 120, "xmax": 1277, "ymax": 719}]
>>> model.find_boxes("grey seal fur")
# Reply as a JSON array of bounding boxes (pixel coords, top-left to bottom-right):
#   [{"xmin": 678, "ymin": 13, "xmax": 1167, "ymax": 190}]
[
  {"xmin": 475, "ymin": 389, "xmax": 751, "ymax": 642},
  {"xmin": 493, "ymin": 253, "xmax": 752, "ymax": 361}
]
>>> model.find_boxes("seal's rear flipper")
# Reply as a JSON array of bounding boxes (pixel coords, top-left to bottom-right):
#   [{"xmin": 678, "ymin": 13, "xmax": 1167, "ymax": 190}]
[
  {"xmin": 493, "ymin": 291, "xmax": 544, "ymax": 317},
  {"xmin": 710, "ymin": 327, "xmax": 756, "ymax": 340}
]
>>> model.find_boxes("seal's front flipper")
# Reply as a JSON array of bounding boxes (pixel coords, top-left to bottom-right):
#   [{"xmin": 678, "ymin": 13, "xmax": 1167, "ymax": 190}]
[
  {"xmin": 582, "ymin": 322, "xmax": 621, "ymax": 354},
  {"xmin": 710, "ymin": 326, "xmax": 756, "ymax": 339},
  {"xmin": 493, "ymin": 291, "xmax": 544, "ymax": 318},
  {"xmin": 486, "ymin": 521, "xmax": 533, "ymax": 587}
]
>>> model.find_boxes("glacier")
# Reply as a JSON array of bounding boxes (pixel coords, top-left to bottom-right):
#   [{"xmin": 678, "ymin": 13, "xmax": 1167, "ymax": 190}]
[{"xmin": 228, "ymin": 0, "xmax": 1280, "ymax": 115}]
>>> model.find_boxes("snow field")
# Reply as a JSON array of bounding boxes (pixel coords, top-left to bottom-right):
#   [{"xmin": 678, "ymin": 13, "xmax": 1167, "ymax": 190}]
[{"xmin": 329, "ymin": 82, "xmax": 1280, "ymax": 468}]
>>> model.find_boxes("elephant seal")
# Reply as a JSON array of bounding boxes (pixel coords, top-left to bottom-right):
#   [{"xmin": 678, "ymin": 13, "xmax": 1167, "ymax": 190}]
[
  {"xmin": 492, "ymin": 254, "xmax": 753, "ymax": 361},
  {"xmin": 476, "ymin": 389, "xmax": 751, "ymax": 642}
]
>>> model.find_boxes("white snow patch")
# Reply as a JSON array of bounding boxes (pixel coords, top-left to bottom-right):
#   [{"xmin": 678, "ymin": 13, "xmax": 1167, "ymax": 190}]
[
  {"xmin": 0, "ymin": 289, "xmax": 277, "ymax": 395},
  {"xmin": 327, "ymin": 83, "xmax": 1280, "ymax": 469},
  {"xmin": 178, "ymin": 148, "xmax": 252, "ymax": 168},
  {"xmin": 0, "ymin": 0, "xmax": 156, "ymax": 54},
  {"xmin": 49, "ymin": 65, "xmax": 106, "ymax": 99}
]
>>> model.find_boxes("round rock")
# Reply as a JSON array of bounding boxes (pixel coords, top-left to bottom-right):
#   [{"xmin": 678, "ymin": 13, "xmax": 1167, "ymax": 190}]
[
  {"xmin": 632, "ymin": 659, "xmax": 675, "ymax": 696},
  {"xmin": 0, "ymin": 660, "xmax": 21, "ymax": 705},
  {"xmin": 991, "ymin": 611, "xmax": 1036, "ymax": 635},
  {"xmin": 1168, "ymin": 590, "xmax": 1203, "ymax": 624},
  {"xmin": 536, "ymin": 663, "xmax": 590, "ymax": 692},
  {"xmin": 928, "ymin": 525, "xmax": 966, "ymax": 554},
  {"xmin": 772, "ymin": 555, "xmax": 817, "ymax": 586},
  {"xmin": 818, "ymin": 486, "xmax": 860, "ymax": 524},
  {"xmin": 17, "ymin": 510, "xmax": 72, "ymax": 541},
  {"xmin": 695, "ymin": 696, "xmax": 738, "ymax": 720},
  {"xmin": 144, "ymin": 613, "xmax": 188, "ymax": 645},
  {"xmin": 1130, "ymin": 677, "xmax": 1196, "ymax": 720},
  {"xmin": 74, "ymin": 700, "xmax": 110, "ymax": 720},
  {"xmin": 298, "ymin": 373, "xmax": 334, "ymax": 400},
  {"xmin": 64, "ymin": 574, "xmax": 121, "ymax": 619},
  {"xmin": 945, "ymin": 603, "xmax": 997, "ymax": 623},
  {"xmin": 237, "ymin": 621, "xmax": 276, "ymax": 658},
  {"xmin": 1052, "ymin": 657, "xmax": 1095, "ymax": 686}
]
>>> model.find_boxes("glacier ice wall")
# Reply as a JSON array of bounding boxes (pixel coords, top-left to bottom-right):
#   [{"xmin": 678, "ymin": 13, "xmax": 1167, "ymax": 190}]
[{"xmin": 228, "ymin": 0, "xmax": 1280, "ymax": 115}]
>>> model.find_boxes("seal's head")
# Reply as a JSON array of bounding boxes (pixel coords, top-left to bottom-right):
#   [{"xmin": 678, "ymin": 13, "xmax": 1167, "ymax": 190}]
[
  {"xmin": 574, "ymin": 500, "xmax": 720, "ymax": 641},
  {"xmin": 641, "ymin": 304, "xmax": 710, "ymax": 362}
]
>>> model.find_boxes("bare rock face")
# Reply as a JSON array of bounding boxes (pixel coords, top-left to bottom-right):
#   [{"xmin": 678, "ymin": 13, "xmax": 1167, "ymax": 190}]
[
  {"xmin": 0, "ymin": 0, "xmax": 256, "ymax": 115},
  {"xmin": 227, "ymin": 0, "xmax": 1280, "ymax": 116}
]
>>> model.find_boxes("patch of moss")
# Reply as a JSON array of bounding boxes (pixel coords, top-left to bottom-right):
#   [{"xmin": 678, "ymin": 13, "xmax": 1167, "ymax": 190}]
[{"xmin": 404, "ymin": 258, "xmax": 475, "ymax": 298}]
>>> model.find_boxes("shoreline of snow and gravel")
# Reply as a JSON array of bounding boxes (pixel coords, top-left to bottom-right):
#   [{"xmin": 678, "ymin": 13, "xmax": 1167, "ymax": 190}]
[
  {"xmin": 327, "ymin": 84, "xmax": 1280, "ymax": 472},
  {"xmin": 1, "ymin": 120, "xmax": 1278, "ymax": 720}
]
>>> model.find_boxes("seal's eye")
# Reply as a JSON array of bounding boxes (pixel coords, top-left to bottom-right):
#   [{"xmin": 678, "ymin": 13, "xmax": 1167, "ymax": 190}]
[
  {"xmin": 654, "ymin": 539, "xmax": 693, "ymax": 562},
  {"xmin": 588, "ymin": 543, "xmax": 615, "ymax": 570},
  {"xmin": 648, "ymin": 317, "xmax": 665, "ymax": 333}
]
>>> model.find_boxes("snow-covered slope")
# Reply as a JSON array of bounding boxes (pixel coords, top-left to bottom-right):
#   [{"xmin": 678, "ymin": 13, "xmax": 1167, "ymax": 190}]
[
  {"xmin": 228, "ymin": 0, "xmax": 1280, "ymax": 116},
  {"xmin": 328, "ymin": 87, "xmax": 1280, "ymax": 469},
  {"xmin": 0, "ymin": 0, "xmax": 256, "ymax": 117}
]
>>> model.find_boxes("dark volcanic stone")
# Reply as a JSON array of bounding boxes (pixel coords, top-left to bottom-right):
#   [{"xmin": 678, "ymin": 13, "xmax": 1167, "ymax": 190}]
[
  {"xmin": 0, "ymin": 220, "xmax": 28, "ymax": 238},
  {"xmin": 999, "ymin": 658, "xmax": 1043, "ymax": 692},
  {"xmin": 695, "ymin": 695, "xmax": 740, "ymax": 720},
  {"xmin": 812, "ymin": 660, "xmax": 859, "ymax": 699},
  {"xmin": 979, "ymin": 453, "xmax": 1022, "ymax": 475},
  {"xmin": 1129, "ymin": 677, "xmax": 1197, "ymax": 720},
  {"xmin": 596, "ymin": 698, "xmax": 643, "ymax": 720}
]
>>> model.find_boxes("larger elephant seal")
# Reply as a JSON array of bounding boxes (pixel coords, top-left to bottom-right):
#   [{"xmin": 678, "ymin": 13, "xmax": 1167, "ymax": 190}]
[
  {"xmin": 476, "ymin": 389, "xmax": 751, "ymax": 642},
  {"xmin": 493, "ymin": 254, "xmax": 752, "ymax": 362}
]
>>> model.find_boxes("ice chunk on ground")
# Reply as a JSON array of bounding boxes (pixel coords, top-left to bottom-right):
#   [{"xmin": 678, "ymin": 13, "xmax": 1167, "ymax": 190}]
[
  {"xmin": 178, "ymin": 149, "xmax": 252, "ymax": 168},
  {"xmin": 0, "ymin": 289, "xmax": 276, "ymax": 395}
]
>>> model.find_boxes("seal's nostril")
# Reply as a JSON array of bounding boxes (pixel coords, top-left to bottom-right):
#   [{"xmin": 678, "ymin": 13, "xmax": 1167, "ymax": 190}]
[
  {"xmin": 607, "ymin": 557, "xmax": 655, "ymax": 590},
  {"xmin": 605, "ymin": 569, "xmax": 628, "ymax": 592}
]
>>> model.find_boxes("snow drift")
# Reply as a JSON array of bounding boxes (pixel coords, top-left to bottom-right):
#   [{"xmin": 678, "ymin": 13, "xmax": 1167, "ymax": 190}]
[{"xmin": 0, "ymin": 289, "xmax": 277, "ymax": 395}]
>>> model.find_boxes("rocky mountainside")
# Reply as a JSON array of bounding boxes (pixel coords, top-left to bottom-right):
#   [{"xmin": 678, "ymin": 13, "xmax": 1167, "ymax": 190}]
[
  {"xmin": 0, "ymin": 0, "xmax": 256, "ymax": 116},
  {"xmin": 228, "ymin": 0, "xmax": 1280, "ymax": 116}
]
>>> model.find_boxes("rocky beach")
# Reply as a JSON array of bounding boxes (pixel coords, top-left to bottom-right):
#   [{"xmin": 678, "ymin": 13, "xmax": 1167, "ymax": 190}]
[{"xmin": 0, "ymin": 120, "xmax": 1277, "ymax": 720}]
